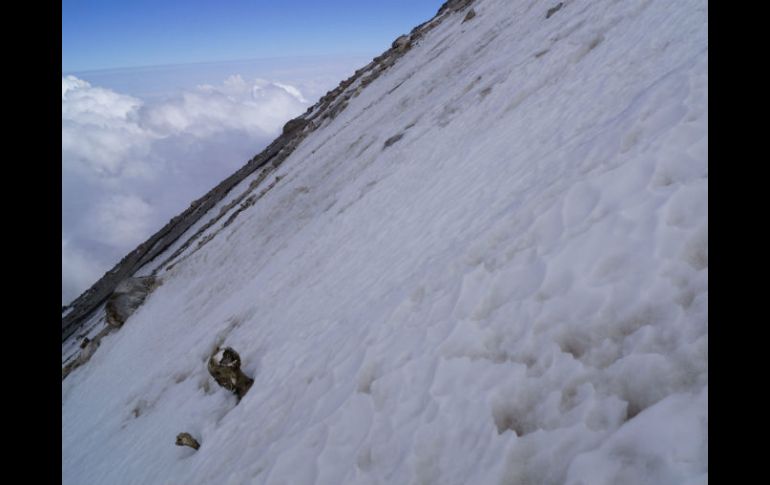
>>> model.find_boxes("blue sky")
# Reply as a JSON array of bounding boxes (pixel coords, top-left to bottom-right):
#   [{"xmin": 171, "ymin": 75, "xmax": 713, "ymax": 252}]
[{"xmin": 63, "ymin": 0, "xmax": 444, "ymax": 72}]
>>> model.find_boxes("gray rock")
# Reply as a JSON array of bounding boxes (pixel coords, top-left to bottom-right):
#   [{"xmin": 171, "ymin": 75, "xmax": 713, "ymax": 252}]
[
  {"xmin": 105, "ymin": 276, "xmax": 158, "ymax": 328},
  {"xmin": 282, "ymin": 118, "xmax": 312, "ymax": 136},
  {"xmin": 392, "ymin": 35, "xmax": 412, "ymax": 52},
  {"xmin": 463, "ymin": 8, "xmax": 477, "ymax": 22}
]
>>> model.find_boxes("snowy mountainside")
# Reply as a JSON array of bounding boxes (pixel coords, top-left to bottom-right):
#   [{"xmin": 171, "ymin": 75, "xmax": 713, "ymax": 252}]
[{"xmin": 63, "ymin": 1, "xmax": 708, "ymax": 484}]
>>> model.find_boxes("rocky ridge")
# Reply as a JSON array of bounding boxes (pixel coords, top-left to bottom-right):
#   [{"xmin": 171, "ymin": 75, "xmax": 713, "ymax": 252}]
[{"xmin": 61, "ymin": 0, "xmax": 476, "ymax": 343}]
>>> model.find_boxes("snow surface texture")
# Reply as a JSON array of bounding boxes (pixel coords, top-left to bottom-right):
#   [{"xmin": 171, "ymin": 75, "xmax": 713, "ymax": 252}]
[{"xmin": 62, "ymin": 0, "xmax": 708, "ymax": 484}]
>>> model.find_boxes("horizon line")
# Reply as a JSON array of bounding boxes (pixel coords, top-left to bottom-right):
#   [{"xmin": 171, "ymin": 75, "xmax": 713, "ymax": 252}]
[{"xmin": 63, "ymin": 52, "xmax": 379, "ymax": 77}]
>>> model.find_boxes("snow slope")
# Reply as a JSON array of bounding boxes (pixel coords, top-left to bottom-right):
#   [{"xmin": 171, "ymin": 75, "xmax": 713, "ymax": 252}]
[{"xmin": 62, "ymin": 1, "xmax": 708, "ymax": 484}]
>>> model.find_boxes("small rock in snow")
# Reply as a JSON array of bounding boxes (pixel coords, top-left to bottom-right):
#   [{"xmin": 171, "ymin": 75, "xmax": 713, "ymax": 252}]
[{"xmin": 175, "ymin": 432, "xmax": 200, "ymax": 450}]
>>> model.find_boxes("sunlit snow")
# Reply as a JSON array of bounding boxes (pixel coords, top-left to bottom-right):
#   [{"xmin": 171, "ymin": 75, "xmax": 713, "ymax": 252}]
[{"xmin": 63, "ymin": 1, "xmax": 707, "ymax": 484}]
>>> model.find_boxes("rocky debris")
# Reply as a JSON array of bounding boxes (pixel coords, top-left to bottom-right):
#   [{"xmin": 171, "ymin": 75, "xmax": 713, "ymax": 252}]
[
  {"xmin": 175, "ymin": 432, "xmax": 200, "ymax": 450},
  {"xmin": 546, "ymin": 2, "xmax": 564, "ymax": 19},
  {"xmin": 282, "ymin": 117, "xmax": 312, "ymax": 136},
  {"xmin": 61, "ymin": 362, "xmax": 75, "ymax": 380},
  {"xmin": 61, "ymin": 133, "xmax": 296, "ymax": 342},
  {"xmin": 62, "ymin": 0, "xmax": 480, "ymax": 346},
  {"xmin": 438, "ymin": 0, "xmax": 475, "ymax": 16},
  {"xmin": 208, "ymin": 347, "xmax": 254, "ymax": 400},
  {"xmin": 304, "ymin": 0, "xmax": 480, "ymax": 128},
  {"xmin": 330, "ymin": 99, "xmax": 349, "ymax": 118},
  {"xmin": 463, "ymin": 8, "xmax": 477, "ymax": 23},
  {"xmin": 105, "ymin": 276, "xmax": 158, "ymax": 328},
  {"xmin": 62, "ymin": 325, "xmax": 113, "ymax": 380},
  {"xmin": 153, "ymin": 152, "xmax": 288, "ymax": 272},
  {"xmin": 392, "ymin": 34, "xmax": 412, "ymax": 52},
  {"xmin": 62, "ymin": 340, "xmax": 99, "ymax": 379}
]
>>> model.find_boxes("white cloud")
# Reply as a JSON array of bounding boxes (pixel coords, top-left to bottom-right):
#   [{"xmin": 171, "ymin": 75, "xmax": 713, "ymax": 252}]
[
  {"xmin": 62, "ymin": 238, "xmax": 104, "ymax": 306},
  {"xmin": 85, "ymin": 194, "xmax": 154, "ymax": 248},
  {"xmin": 144, "ymin": 75, "xmax": 306, "ymax": 137},
  {"xmin": 62, "ymin": 76, "xmax": 155, "ymax": 178},
  {"xmin": 62, "ymin": 75, "xmax": 143, "ymax": 121},
  {"xmin": 273, "ymin": 82, "xmax": 308, "ymax": 103},
  {"xmin": 62, "ymin": 73, "xmax": 312, "ymax": 304}
]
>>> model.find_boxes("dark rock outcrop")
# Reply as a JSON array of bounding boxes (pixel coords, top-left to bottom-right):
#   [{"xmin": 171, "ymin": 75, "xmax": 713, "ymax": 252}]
[
  {"xmin": 208, "ymin": 347, "xmax": 254, "ymax": 400},
  {"xmin": 282, "ymin": 117, "xmax": 312, "ymax": 136}
]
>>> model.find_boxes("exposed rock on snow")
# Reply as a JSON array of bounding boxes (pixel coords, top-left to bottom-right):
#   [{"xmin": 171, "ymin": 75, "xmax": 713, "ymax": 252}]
[
  {"xmin": 175, "ymin": 433, "xmax": 200, "ymax": 450},
  {"xmin": 63, "ymin": 276, "xmax": 160, "ymax": 379},
  {"xmin": 62, "ymin": 325, "xmax": 111, "ymax": 380},
  {"xmin": 105, "ymin": 276, "xmax": 158, "ymax": 328},
  {"xmin": 281, "ymin": 117, "xmax": 312, "ymax": 137},
  {"xmin": 207, "ymin": 347, "xmax": 254, "ymax": 400},
  {"xmin": 392, "ymin": 35, "xmax": 412, "ymax": 52}
]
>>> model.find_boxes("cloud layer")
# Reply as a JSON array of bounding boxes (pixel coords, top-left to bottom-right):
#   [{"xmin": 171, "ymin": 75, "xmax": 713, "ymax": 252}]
[{"xmin": 62, "ymin": 74, "xmax": 311, "ymax": 304}]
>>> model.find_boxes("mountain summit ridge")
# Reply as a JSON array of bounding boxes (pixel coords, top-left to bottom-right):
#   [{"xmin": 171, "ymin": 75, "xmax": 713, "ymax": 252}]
[{"xmin": 61, "ymin": 0, "xmax": 475, "ymax": 343}]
